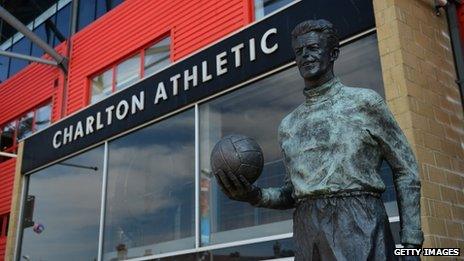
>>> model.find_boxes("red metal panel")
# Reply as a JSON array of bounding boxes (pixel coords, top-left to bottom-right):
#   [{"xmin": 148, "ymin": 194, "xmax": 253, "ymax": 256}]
[
  {"xmin": 0, "ymin": 237, "xmax": 5, "ymax": 261},
  {"xmin": 0, "ymin": 159, "xmax": 14, "ymax": 261},
  {"xmin": 66, "ymin": 0, "xmax": 251, "ymax": 114},
  {"xmin": 0, "ymin": 159, "xmax": 15, "ymax": 216},
  {"xmin": 459, "ymin": 4, "xmax": 464, "ymax": 44}
]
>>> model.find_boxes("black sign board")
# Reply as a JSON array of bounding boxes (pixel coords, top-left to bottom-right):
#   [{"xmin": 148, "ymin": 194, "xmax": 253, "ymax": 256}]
[{"xmin": 22, "ymin": 0, "xmax": 375, "ymax": 173}]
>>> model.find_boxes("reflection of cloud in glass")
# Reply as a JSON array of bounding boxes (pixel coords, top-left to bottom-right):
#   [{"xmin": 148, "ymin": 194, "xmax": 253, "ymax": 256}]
[
  {"xmin": 107, "ymin": 143, "xmax": 194, "ymax": 218},
  {"xmin": 104, "ymin": 109, "xmax": 195, "ymax": 257},
  {"xmin": 21, "ymin": 145, "xmax": 104, "ymax": 261}
]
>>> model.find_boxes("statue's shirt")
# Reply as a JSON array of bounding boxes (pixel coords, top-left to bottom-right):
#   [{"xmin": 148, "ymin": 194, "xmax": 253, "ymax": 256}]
[
  {"xmin": 279, "ymin": 78, "xmax": 391, "ymax": 197},
  {"xmin": 255, "ymin": 77, "xmax": 423, "ymax": 245}
]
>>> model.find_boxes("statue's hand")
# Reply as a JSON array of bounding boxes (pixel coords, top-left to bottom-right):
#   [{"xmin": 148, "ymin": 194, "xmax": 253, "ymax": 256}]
[{"xmin": 214, "ymin": 169, "xmax": 261, "ymax": 204}]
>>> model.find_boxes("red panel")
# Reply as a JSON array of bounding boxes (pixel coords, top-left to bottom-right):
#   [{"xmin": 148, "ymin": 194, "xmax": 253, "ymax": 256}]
[
  {"xmin": 66, "ymin": 0, "xmax": 252, "ymax": 114},
  {"xmin": 0, "ymin": 237, "xmax": 5, "ymax": 261},
  {"xmin": 0, "ymin": 159, "xmax": 15, "ymax": 216},
  {"xmin": 459, "ymin": 4, "xmax": 464, "ymax": 44}
]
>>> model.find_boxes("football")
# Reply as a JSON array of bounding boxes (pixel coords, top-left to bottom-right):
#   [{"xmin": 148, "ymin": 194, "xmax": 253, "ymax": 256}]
[{"xmin": 210, "ymin": 134, "xmax": 264, "ymax": 184}]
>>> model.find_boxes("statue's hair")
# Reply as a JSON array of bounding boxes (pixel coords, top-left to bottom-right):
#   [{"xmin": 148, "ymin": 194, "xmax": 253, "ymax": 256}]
[{"xmin": 291, "ymin": 19, "xmax": 339, "ymax": 50}]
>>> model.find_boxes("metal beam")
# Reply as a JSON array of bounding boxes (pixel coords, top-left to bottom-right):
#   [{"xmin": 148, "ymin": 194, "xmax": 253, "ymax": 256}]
[
  {"xmin": 0, "ymin": 5, "xmax": 68, "ymax": 72},
  {"xmin": 0, "ymin": 50, "xmax": 58, "ymax": 66},
  {"xmin": 0, "ymin": 151, "xmax": 17, "ymax": 158}
]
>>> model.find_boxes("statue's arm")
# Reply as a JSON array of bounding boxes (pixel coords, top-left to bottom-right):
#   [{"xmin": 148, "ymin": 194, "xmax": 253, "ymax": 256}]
[
  {"xmin": 369, "ymin": 95, "xmax": 424, "ymax": 247},
  {"xmin": 252, "ymin": 175, "xmax": 296, "ymax": 209},
  {"xmin": 251, "ymin": 126, "xmax": 296, "ymax": 210}
]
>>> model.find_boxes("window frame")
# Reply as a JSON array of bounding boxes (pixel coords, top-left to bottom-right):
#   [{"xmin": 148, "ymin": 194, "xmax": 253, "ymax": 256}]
[
  {"xmin": 88, "ymin": 34, "xmax": 172, "ymax": 105},
  {"xmin": 0, "ymin": 100, "xmax": 52, "ymax": 154},
  {"xmin": 0, "ymin": 213, "xmax": 9, "ymax": 237}
]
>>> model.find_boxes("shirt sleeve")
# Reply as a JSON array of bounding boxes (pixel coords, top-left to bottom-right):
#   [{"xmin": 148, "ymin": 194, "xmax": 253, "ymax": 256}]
[
  {"xmin": 252, "ymin": 169, "xmax": 296, "ymax": 209},
  {"xmin": 367, "ymin": 94, "xmax": 424, "ymax": 246},
  {"xmin": 251, "ymin": 123, "xmax": 296, "ymax": 210}
]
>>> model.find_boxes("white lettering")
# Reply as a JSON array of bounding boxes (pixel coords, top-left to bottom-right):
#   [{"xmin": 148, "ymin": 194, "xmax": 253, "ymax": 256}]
[
  {"xmin": 131, "ymin": 91, "xmax": 145, "ymax": 114},
  {"xmin": 86, "ymin": 116, "xmax": 95, "ymax": 135},
  {"xmin": 154, "ymin": 82, "xmax": 168, "ymax": 104},
  {"xmin": 261, "ymin": 28, "xmax": 278, "ymax": 54},
  {"xmin": 216, "ymin": 51, "xmax": 228, "ymax": 76},
  {"xmin": 184, "ymin": 65, "xmax": 198, "ymax": 90},
  {"xmin": 53, "ymin": 131, "xmax": 62, "ymax": 149},
  {"xmin": 74, "ymin": 121, "xmax": 84, "ymax": 140},
  {"xmin": 63, "ymin": 125, "xmax": 73, "ymax": 145},
  {"xmin": 249, "ymin": 38, "xmax": 256, "ymax": 61},
  {"xmin": 105, "ymin": 105, "xmax": 115, "ymax": 125},
  {"xmin": 96, "ymin": 112, "xmax": 104, "ymax": 130},
  {"xmin": 202, "ymin": 61, "xmax": 212, "ymax": 82},
  {"xmin": 170, "ymin": 74, "xmax": 181, "ymax": 96},
  {"xmin": 231, "ymin": 43, "xmax": 244, "ymax": 67},
  {"xmin": 116, "ymin": 100, "xmax": 129, "ymax": 120}
]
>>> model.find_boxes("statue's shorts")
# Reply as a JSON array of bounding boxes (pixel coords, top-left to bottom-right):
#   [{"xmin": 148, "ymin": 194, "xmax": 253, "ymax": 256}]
[{"xmin": 293, "ymin": 193, "xmax": 397, "ymax": 261}]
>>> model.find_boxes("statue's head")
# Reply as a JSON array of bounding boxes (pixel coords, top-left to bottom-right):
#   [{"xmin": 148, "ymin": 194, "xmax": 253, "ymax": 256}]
[{"xmin": 291, "ymin": 19, "xmax": 340, "ymax": 81}]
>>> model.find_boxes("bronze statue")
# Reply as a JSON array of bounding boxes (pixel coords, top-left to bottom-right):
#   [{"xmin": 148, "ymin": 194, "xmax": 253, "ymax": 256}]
[{"xmin": 212, "ymin": 19, "xmax": 423, "ymax": 260}]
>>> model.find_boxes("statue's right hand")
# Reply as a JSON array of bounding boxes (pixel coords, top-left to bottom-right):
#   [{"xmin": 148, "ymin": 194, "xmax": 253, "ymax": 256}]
[{"xmin": 214, "ymin": 169, "xmax": 261, "ymax": 204}]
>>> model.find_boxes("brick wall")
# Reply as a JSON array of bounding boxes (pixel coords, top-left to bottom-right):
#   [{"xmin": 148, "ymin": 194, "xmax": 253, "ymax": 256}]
[{"xmin": 373, "ymin": 0, "xmax": 464, "ymax": 255}]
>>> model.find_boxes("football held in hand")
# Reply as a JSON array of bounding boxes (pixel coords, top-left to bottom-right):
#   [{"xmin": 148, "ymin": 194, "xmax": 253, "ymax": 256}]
[{"xmin": 210, "ymin": 134, "xmax": 264, "ymax": 184}]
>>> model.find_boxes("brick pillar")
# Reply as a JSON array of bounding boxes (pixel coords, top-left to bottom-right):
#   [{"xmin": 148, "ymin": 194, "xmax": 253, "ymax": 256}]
[{"xmin": 373, "ymin": 0, "xmax": 464, "ymax": 252}]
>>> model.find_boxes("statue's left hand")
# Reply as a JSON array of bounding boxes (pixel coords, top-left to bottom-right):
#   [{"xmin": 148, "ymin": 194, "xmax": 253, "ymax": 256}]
[{"xmin": 214, "ymin": 169, "xmax": 262, "ymax": 204}]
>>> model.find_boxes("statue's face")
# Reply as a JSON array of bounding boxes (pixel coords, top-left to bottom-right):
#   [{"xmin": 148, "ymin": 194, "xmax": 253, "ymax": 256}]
[{"xmin": 293, "ymin": 32, "xmax": 333, "ymax": 80}]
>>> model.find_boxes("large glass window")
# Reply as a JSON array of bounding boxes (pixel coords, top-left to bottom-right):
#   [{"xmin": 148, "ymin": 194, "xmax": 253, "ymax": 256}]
[
  {"xmin": 53, "ymin": 3, "xmax": 71, "ymax": 46},
  {"xmin": 144, "ymin": 37, "xmax": 171, "ymax": 77},
  {"xmin": 115, "ymin": 54, "xmax": 141, "ymax": 90},
  {"xmin": 78, "ymin": 0, "xmax": 97, "ymax": 31},
  {"xmin": 78, "ymin": 0, "xmax": 124, "ymax": 31},
  {"xmin": 254, "ymin": 0, "xmax": 297, "ymax": 20},
  {"xmin": 31, "ymin": 24, "xmax": 50, "ymax": 57},
  {"xmin": 103, "ymin": 109, "xmax": 195, "ymax": 260},
  {"xmin": 20, "ymin": 145, "xmax": 105, "ymax": 261},
  {"xmin": 0, "ymin": 47, "xmax": 10, "ymax": 82},
  {"xmin": 9, "ymin": 37, "xmax": 31, "ymax": 76}
]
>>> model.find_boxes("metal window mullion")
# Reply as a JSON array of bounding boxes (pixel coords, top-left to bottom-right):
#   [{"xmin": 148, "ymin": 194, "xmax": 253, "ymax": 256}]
[
  {"xmin": 97, "ymin": 141, "xmax": 109, "ymax": 261},
  {"xmin": 194, "ymin": 104, "xmax": 200, "ymax": 249},
  {"xmin": 13, "ymin": 174, "xmax": 29, "ymax": 261}
]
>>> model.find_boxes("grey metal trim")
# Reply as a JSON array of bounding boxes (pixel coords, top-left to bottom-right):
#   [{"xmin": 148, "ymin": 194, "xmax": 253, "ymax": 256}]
[
  {"xmin": 194, "ymin": 104, "xmax": 200, "ymax": 249},
  {"xmin": 0, "ymin": 151, "xmax": 17, "ymax": 158},
  {"xmin": 0, "ymin": 4, "xmax": 68, "ymax": 72},
  {"xmin": 13, "ymin": 175, "xmax": 28, "ymax": 261},
  {"xmin": 0, "ymin": 50, "xmax": 58, "ymax": 66},
  {"xmin": 97, "ymin": 142, "xmax": 109, "ymax": 261},
  {"xmin": 126, "ymin": 233, "xmax": 294, "ymax": 261}
]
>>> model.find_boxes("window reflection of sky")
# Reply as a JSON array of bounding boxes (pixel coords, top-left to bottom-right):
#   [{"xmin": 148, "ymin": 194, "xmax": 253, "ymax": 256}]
[
  {"xmin": 104, "ymin": 109, "xmax": 195, "ymax": 259},
  {"xmin": 20, "ymin": 146, "xmax": 104, "ymax": 261}
]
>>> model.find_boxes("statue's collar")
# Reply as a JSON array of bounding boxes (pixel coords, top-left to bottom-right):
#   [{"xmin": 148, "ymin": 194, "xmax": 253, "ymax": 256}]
[{"xmin": 303, "ymin": 77, "xmax": 341, "ymax": 104}]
